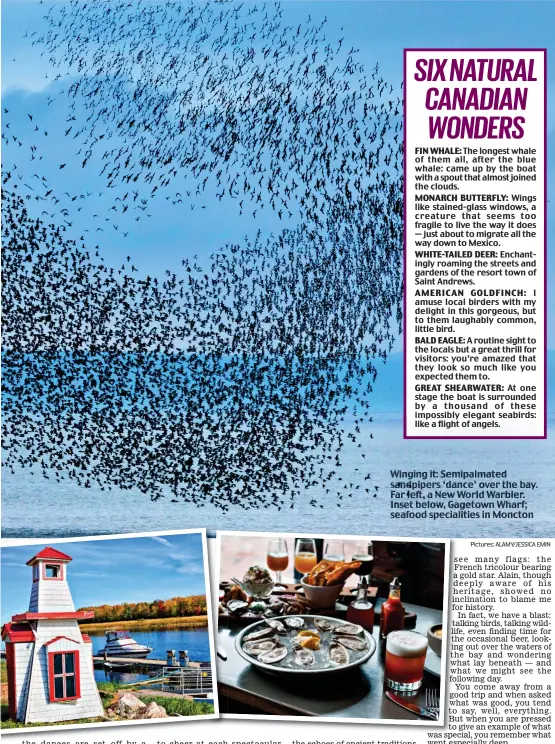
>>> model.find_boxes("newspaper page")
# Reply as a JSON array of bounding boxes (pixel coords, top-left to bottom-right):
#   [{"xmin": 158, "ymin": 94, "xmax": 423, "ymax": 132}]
[{"xmin": 0, "ymin": 3, "xmax": 553, "ymax": 744}]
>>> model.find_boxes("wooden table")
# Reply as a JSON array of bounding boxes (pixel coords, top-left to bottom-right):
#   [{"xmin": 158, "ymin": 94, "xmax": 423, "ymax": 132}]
[{"xmin": 217, "ymin": 600, "xmax": 443, "ymax": 721}]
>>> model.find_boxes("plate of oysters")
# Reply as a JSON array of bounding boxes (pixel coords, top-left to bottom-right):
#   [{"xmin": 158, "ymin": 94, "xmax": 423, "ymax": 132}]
[{"xmin": 235, "ymin": 614, "xmax": 377, "ymax": 675}]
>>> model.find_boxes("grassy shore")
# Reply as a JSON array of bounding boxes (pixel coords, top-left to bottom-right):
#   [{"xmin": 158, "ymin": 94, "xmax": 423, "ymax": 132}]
[
  {"xmin": 0, "ymin": 669, "xmax": 213, "ymax": 727},
  {"xmin": 1, "ymin": 661, "xmax": 8, "ymax": 709},
  {"xmin": 1, "ymin": 715, "xmax": 106, "ymax": 729},
  {"xmin": 97, "ymin": 683, "xmax": 214, "ymax": 717},
  {"xmin": 79, "ymin": 615, "xmax": 208, "ymax": 632}
]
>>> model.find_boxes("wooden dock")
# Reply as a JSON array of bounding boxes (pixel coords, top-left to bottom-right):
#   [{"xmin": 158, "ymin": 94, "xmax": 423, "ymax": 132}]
[
  {"xmin": 94, "ymin": 659, "xmax": 213, "ymax": 697},
  {"xmin": 93, "ymin": 656, "xmax": 202, "ymax": 670}
]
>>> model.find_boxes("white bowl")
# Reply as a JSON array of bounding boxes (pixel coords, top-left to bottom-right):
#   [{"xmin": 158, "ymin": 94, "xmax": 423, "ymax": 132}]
[
  {"xmin": 242, "ymin": 578, "xmax": 275, "ymax": 600},
  {"xmin": 427, "ymin": 623, "xmax": 443, "ymax": 656},
  {"xmin": 300, "ymin": 575, "xmax": 343, "ymax": 609}
]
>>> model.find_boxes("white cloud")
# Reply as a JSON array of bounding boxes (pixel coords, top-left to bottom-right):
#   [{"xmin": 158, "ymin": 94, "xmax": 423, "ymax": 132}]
[
  {"xmin": 175, "ymin": 561, "xmax": 205, "ymax": 576},
  {"xmin": 150, "ymin": 536, "xmax": 172, "ymax": 547}
]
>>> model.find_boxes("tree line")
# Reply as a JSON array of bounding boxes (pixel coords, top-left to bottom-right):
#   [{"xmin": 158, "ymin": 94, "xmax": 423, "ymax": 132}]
[{"xmin": 77, "ymin": 595, "xmax": 207, "ymax": 623}]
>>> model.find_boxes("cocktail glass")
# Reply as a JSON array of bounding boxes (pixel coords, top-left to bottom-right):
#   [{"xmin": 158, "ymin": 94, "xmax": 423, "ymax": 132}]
[
  {"xmin": 294, "ymin": 538, "xmax": 317, "ymax": 576},
  {"xmin": 323, "ymin": 540, "xmax": 345, "ymax": 564},
  {"xmin": 384, "ymin": 630, "xmax": 428, "ymax": 692},
  {"xmin": 267, "ymin": 538, "xmax": 289, "ymax": 585}
]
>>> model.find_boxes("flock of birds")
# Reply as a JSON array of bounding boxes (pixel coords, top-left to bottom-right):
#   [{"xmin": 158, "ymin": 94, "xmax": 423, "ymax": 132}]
[{"xmin": 2, "ymin": 0, "xmax": 403, "ymax": 512}]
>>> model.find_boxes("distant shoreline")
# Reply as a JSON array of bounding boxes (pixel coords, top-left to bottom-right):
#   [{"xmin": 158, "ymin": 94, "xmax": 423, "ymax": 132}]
[{"xmin": 79, "ymin": 616, "xmax": 208, "ymax": 632}]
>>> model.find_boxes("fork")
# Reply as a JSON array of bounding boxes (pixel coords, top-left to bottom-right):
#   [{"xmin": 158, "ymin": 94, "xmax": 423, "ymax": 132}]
[{"xmin": 426, "ymin": 688, "xmax": 440, "ymax": 714}]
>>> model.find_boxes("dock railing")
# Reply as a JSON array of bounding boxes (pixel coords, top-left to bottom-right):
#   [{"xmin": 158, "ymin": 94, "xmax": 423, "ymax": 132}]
[{"xmin": 160, "ymin": 665, "xmax": 213, "ymax": 696}]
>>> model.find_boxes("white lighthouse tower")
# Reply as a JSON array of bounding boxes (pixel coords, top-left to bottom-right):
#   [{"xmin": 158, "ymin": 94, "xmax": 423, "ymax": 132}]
[{"xmin": 2, "ymin": 547, "xmax": 104, "ymax": 724}]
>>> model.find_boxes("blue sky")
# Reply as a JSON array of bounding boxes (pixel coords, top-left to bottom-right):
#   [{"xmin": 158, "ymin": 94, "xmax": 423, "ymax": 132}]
[
  {"xmin": 2, "ymin": 0, "xmax": 554, "ymax": 347},
  {"xmin": 1, "ymin": 532, "xmax": 207, "ymax": 623}
]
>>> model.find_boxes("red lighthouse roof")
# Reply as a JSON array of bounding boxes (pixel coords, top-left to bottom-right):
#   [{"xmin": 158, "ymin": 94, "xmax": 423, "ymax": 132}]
[
  {"xmin": 26, "ymin": 547, "xmax": 73, "ymax": 565},
  {"xmin": 2, "ymin": 622, "xmax": 35, "ymax": 643}
]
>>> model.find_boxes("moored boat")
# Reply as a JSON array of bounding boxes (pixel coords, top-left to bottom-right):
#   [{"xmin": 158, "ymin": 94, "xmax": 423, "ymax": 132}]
[{"xmin": 98, "ymin": 630, "xmax": 153, "ymax": 657}]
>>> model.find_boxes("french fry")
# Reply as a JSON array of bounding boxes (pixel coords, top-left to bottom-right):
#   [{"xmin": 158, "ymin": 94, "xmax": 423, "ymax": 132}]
[
  {"xmin": 304, "ymin": 559, "xmax": 362, "ymax": 587},
  {"xmin": 307, "ymin": 559, "xmax": 335, "ymax": 586},
  {"xmin": 324, "ymin": 560, "xmax": 362, "ymax": 586}
]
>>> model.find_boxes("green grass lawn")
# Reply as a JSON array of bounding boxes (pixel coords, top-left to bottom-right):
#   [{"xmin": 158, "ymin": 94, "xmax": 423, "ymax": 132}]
[
  {"xmin": 139, "ymin": 695, "xmax": 214, "ymax": 716},
  {"xmin": 97, "ymin": 681, "xmax": 122, "ymax": 700},
  {"xmin": 97, "ymin": 682, "xmax": 214, "ymax": 717},
  {"xmin": 1, "ymin": 716, "xmax": 105, "ymax": 729}
]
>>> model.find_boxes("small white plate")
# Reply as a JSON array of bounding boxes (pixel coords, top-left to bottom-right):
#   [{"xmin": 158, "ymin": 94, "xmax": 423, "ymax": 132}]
[{"xmin": 424, "ymin": 646, "xmax": 441, "ymax": 677}]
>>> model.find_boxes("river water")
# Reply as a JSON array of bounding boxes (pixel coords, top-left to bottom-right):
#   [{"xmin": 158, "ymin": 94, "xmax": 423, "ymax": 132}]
[{"xmin": 89, "ymin": 625, "xmax": 211, "ymax": 685}]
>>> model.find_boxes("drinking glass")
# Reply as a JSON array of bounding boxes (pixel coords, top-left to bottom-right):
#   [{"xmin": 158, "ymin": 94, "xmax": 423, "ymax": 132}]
[
  {"xmin": 294, "ymin": 538, "xmax": 317, "ymax": 575},
  {"xmin": 351, "ymin": 541, "xmax": 374, "ymax": 577},
  {"xmin": 266, "ymin": 538, "xmax": 289, "ymax": 584},
  {"xmin": 384, "ymin": 630, "xmax": 429, "ymax": 692},
  {"xmin": 323, "ymin": 540, "xmax": 345, "ymax": 564}
]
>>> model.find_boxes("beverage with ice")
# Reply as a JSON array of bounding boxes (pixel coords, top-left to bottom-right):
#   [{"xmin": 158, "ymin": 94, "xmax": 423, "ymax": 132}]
[{"xmin": 384, "ymin": 630, "xmax": 428, "ymax": 692}]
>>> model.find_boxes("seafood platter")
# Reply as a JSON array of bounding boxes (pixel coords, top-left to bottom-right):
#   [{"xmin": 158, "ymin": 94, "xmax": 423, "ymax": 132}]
[
  {"xmin": 219, "ymin": 562, "xmax": 377, "ymax": 624},
  {"xmin": 235, "ymin": 615, "xmax": 377, "ymax": 675}
]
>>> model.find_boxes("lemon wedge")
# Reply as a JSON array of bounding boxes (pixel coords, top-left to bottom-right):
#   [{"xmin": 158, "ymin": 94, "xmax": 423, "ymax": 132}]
[
  {"xmin": 296, "ymin": 629, "xmax": 321, "ymax": 650},
  {"xmin": 297, "ymin": 629, "xmax": 320, "ymax": 638},
  {"xmin": 298, "ymin": 636, "xmax": 321, "ymax": 650}
]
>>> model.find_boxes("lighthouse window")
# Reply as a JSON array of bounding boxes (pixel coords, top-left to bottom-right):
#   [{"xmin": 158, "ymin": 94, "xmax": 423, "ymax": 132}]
[
  {"xmin": 54, "ymin": 676, "xmax": 64, "ymax": 699},
  {"xmin": 48, "ymin": 651, "xmax": 80, "ymax": 702},
  {"xmin": 45, "ymin": 564, "xmax": 60, "ymax": 578}
]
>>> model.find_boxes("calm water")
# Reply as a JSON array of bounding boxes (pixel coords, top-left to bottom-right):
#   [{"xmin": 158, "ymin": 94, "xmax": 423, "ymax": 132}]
[
  {"xmin": 89, "ymin": 626, "xmax": 211, "ymax": 685},
  {"xmin": 3, "ymin": 413, "xmax": 554, "ymax": 539}
]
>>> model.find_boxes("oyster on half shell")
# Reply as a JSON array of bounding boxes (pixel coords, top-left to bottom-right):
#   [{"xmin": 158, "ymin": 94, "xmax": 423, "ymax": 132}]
[
  {"xmin": 313, "ymin": 617, "xmax": 335, "ymax": 632},
  {"xmin": 284, "ymin": 616, "xmax": 305, "ymax": 629},
  {"xmin": 265, "ymin": 619, "xmax": 287, "ymax": 635},
  {"xmin": 243, "ymin": 626, "xmax": 276, "ymax": 643},
  {"xmin": 332, "ymin": 623, "xmax": 363, "ymax": 636},
  {"xmin": 329, "ymin": 641, "xmax": 350, "ymax": 665},
  {"xmin": 292, "ymin": 643, "xmax": 315, "ymax": 666},
  {"xmin": 242, "ymin": 639, "xmax": 279, "ymax": 657},
  {"xmin": 227, "ymin": 600, "xmax": 249, "ymax": 615},
  {"xmin": 258, "ymin": 644, "xmax": 288, "ymax": 664},
  {"xmin": 335, "ymin": 635, "xmax": 368, "ymax": 651}
]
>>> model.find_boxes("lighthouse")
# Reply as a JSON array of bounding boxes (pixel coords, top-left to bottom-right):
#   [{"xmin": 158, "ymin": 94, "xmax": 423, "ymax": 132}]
[{"xmin": 1, "ymin": 547, "xmax": 104, "ymax": 724}]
